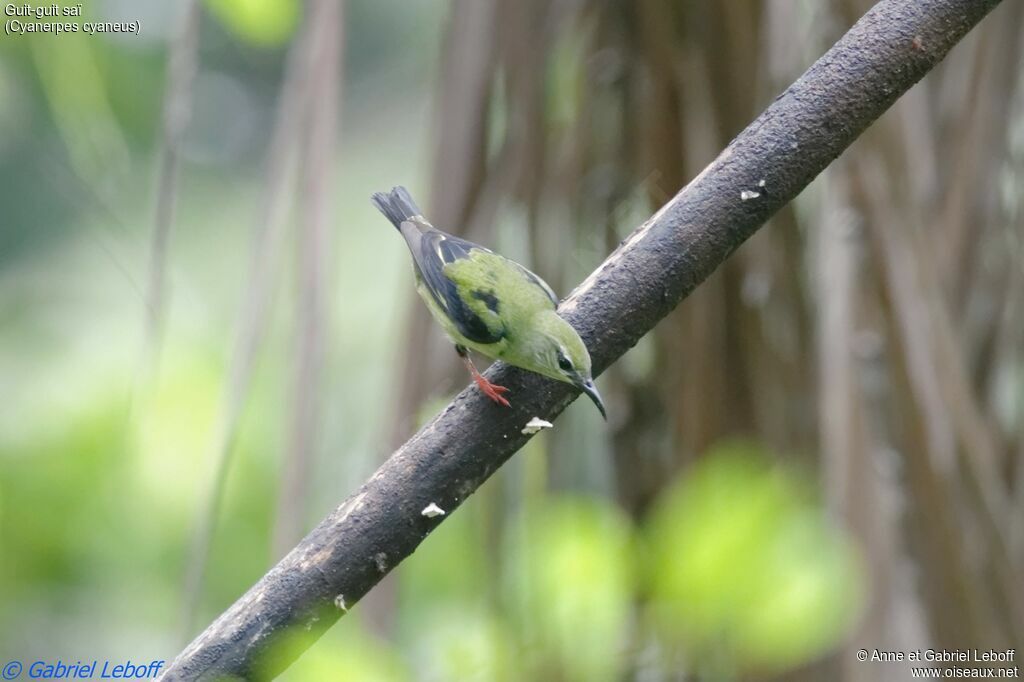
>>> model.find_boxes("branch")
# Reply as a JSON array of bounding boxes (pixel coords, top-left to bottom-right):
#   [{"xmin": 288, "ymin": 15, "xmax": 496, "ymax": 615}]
[
  {"xmin": 163, "ymin": 0, "xmax": 1003, "ymax": 678},
  {"xmin": 144, "ymin": 0, "xmax": 199, "ymax": 363}
]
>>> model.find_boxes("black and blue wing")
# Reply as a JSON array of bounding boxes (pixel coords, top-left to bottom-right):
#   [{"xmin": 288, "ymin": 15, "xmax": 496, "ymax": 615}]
[
  {"xmin": 371, "ymin": 185, "xmax": 507, "ymax": 345},
  {"xmin": 371, "ymin": 185, "xmax": 562, "ymax": 347},
  {"xmin": 410, "ymin": 228, "xmax": 506, "ymax": 345}
]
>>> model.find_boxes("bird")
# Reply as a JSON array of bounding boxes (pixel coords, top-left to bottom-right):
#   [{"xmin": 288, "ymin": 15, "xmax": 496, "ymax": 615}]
[{"xmin": 371, "ymin": 186, "xmax": 606, "ymax": 419}]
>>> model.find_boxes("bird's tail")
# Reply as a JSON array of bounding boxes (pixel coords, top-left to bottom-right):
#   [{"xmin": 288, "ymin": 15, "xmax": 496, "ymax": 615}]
[{"xmin": 370, "ymin": 186, "xmax": 423, "ymax": 229}]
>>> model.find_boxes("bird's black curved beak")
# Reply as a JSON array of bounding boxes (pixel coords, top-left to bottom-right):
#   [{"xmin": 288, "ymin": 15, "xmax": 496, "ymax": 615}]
[{"xmin": 579, "ymin": 378, "xmax": 607, "ymax": 421}]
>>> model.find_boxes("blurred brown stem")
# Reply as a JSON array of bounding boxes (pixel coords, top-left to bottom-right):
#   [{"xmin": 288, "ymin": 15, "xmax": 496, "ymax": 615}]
[
  {"xmin": 272, "ymin": 0, "xmax": 343, "ymax": 562},
  {"xmin": 144, "ymin": 0, "xmax": 199, "ymax": 370}
]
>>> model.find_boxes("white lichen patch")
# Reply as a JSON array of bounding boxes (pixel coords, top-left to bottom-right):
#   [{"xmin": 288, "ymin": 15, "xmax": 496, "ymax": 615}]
[
  {"xmin": 334, "ymin": 594, "xmax": 348, "ymax": 612},
  {"xmin": 758, "ymin": 178, "xmax": 766, "ymax": 187},
  {"xmin": 521, "ymin": 417, "xmax": 554, "ymax": 434},
  {"xmin": 421, "ymin": 502, "xmax": 446, "ymax": 518},
  {"xmin": 740, "ymin": 189, "xmax": 761, "ymax": 201},
  {"xmin": 374, "ymin": 552, "xmax": 388, "ymax": 573}
]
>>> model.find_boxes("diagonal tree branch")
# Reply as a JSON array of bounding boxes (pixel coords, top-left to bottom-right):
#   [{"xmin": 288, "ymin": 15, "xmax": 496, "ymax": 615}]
[{"xmin": 162, "ymin": 0, "xmax": 1004, "ymax": 678}]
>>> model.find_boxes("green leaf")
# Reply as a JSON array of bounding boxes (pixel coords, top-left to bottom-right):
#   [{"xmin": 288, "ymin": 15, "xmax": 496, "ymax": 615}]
[
  {"xmin": 645, "ymin": 442, "xmax": 864, "ymax": 675},
  {"xmin": 506, "ymin": 497, "xmax": 635, "ymax": 682},
  {"xmin": 205, "ymin": 0, "xmax": 299, "ymax": 47}
]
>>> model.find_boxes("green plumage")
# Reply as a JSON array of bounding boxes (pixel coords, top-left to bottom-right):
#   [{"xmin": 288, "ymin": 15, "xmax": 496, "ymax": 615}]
[
  {"xmin": 423, "ymin": 248, "xmax": 545, "ymax": 345},
  {"xmin": 372, "ymin": 186, "xmax": 606, "ymax": 418}
]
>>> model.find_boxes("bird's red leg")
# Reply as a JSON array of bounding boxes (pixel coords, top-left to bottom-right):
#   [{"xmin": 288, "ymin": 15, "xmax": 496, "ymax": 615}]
[{"xmin": 457, "ymin": 346, "xmax": 510, "ymax": 407}]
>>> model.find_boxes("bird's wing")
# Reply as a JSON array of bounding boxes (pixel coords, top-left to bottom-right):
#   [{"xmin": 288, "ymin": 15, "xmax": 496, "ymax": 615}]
[
  {"xmin": 403, "ymin": 224, "xmax": 508, "ymax": 345},
  {"xmin": 506, "ymin": 260, "xmax": 558, "ymax": 307}
]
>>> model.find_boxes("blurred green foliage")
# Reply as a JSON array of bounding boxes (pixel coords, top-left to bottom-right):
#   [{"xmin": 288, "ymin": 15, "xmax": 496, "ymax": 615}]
[
  {"xmin": 0, "ymin": 0, "xmax": 436, "ymax": 664},
  {"xmin": 505, "ymin": 497, "xmax": 634, "ymax": 681},
  {"xmin": 646, "ymin": 443, "xmax": 864, "ymax": 677},
  {"xmin": 204, "ymin": 0, "xmax": 299, "ymax": 47}
]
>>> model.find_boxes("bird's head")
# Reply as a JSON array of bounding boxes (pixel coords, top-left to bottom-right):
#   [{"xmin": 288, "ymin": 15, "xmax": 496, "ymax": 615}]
[{"xmin": 520, "ymin": 310, "xmax": 606, "ymax": 419}]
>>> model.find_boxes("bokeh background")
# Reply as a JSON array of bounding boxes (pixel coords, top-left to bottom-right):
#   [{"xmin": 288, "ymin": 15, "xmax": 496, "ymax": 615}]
[{"xmin": 1, "ymin": 1, "xmax": 1022, "ymax": 680}]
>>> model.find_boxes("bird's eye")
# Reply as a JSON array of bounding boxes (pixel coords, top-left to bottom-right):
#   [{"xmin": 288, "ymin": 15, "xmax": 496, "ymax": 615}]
[{"xmin": 557, "ymin": 353, "xmax": 573, "ymax": 372}]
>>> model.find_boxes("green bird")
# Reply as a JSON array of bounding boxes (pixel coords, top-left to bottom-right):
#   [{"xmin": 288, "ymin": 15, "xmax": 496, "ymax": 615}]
[{"xmin": 372, "ymin": 186, "xmax": 606, "ymax": 419}]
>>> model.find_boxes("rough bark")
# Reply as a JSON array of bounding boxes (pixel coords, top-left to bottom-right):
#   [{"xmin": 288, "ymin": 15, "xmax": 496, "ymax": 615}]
[{"xmin": 162, "ymin": 0, "xmax": 1004, "ymax": 678}]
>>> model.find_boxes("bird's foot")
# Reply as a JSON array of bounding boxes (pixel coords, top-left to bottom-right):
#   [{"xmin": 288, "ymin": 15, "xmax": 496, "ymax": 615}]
[
  {"xmin": 473, "ymin": 374, "xmax": 511, "ymax": 407},
  {"xmin": 459, "ymin": 347, "xmax": 512, "ymax": 407}
]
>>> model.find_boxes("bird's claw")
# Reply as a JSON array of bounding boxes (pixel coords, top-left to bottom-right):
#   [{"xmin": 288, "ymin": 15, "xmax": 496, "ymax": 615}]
[{"xmin": 473, "ymin": 376, "xmax": 511, "ymax": 407}]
